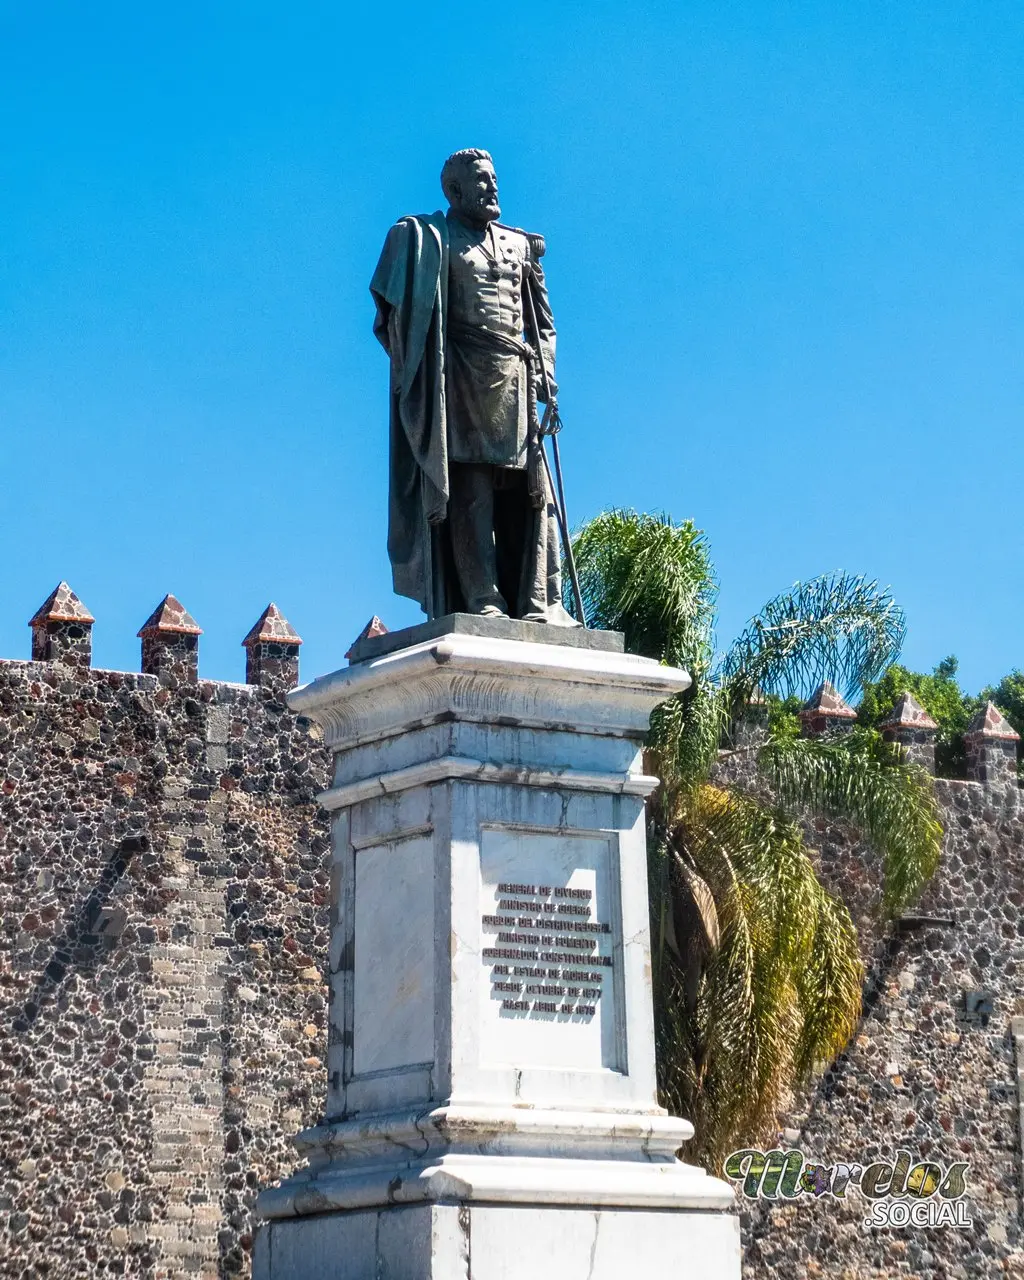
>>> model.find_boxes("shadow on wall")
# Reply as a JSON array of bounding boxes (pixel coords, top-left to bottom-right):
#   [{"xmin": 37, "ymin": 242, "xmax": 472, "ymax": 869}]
[{"xmin": 11, "ymin": 834, "xmax": 148, "ymax": 1034}]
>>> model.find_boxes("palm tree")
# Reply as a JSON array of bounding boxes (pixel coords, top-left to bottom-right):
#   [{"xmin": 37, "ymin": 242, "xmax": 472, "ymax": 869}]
[{"xmin": 572, "ymin": 510, "xmax": 943, "ymax": 1171}]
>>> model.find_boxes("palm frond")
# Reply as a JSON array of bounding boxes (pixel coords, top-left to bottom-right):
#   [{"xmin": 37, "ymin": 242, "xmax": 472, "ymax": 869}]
[
  {"xmin": 673, "ymin": 850, "xmax": 720, "ymax": 953},
  {"xmin": 760, "ymin": 730, "xmax": 943, "ymax": 916},
  {"xmin": 572, "ymin": 510, "xmax": 717, "ymax": 669},
  {"xmin": 654, "ymin": 786, "xmax": 864, "ymax": 1169},
  {"xmin": 571, "ymin": 511, "xmax": 916, "ymax": 1171},
  {"xmin": 792, "ymin": 890, "xmax": 864, "ymax": 1079},
  {"xmin": 573, "ymin": 510, "xmax": 724, "ymax": 788},
  {"xmin": 722, "ymin": 572, "xmax": 906, "ymax": 707},
  {"xmin": 648, "ymin": 674, "xmax": 727, "ymax": 797}
]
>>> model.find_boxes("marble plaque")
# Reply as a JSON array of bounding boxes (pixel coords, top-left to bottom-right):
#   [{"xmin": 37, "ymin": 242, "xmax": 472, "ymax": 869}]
[
  {"xmin": 478, "ymin": 827, "xmax": 621, "ymax": 1071},
  {"xmin": 353, "ymin": 834, "xmax": 435, "ymax": 1075}
]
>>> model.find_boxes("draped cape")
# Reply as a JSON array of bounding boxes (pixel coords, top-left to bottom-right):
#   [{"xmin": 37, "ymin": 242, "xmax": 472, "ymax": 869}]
[{"xmin": 369, "ymin": 211, "xmax": 451, "ymax": 611}]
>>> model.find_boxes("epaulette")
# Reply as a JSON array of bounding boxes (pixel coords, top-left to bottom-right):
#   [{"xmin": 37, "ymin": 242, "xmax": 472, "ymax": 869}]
[{"xmin": 495, "ymin": 222, "xmax": 546, "ymax": 258}]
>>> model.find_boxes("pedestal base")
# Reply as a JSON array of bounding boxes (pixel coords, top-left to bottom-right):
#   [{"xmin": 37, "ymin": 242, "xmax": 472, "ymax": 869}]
[
  {"xmin": 255, "ymin": 1202, "xmax": 741, "ymax": 1280},
  {"xmin": 257, "ymin": 632, "xmax": 742, "ymax": 1278}
]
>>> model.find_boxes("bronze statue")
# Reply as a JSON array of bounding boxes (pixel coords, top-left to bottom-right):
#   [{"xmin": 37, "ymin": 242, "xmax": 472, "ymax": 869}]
[{"xmin": 370, "ymin": 149, "xmax": 578, "ymax": 624}]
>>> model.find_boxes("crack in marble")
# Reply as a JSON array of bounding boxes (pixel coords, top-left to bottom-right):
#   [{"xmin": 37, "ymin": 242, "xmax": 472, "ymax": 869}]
[{"xmin": 586, "ymin": 1211, "xmax": 601, "ymax": 1280}]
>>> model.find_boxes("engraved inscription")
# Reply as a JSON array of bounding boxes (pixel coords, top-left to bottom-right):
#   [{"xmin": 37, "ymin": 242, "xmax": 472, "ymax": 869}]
[
  {"xmin": 478, "ymin": 829, "xmax": 620, "ymax": 1072},
  {"xmin": 482, "ymin": 881, "xmax": 612, "ymax": 1021}
]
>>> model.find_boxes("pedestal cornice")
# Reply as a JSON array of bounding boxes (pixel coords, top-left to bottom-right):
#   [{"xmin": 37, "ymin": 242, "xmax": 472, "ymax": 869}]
[{"xmin": 287, "ymin": 632, "xmax": 690, "ymax": 749}]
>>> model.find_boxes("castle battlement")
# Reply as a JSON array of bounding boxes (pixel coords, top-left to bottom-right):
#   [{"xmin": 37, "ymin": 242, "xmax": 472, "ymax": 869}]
[
  {"xmin": 1, "ymin": 589, "xmax": 1022, "ymax": 1279},
  {"xmin": 16, "ymin": 582, "xmax": 305, "ymax": 698},
  {"xmin": 0, "ymin": 586, "xmax": 330, "ymax": 1278}
]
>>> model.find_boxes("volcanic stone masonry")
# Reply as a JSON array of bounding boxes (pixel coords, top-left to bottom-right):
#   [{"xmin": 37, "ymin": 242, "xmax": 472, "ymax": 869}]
[
  {"xmin": 1, "ymin": 595, "xmax": 1023, "ymax": 1279},
  {"xmin": 0, "ymin": 587, "xmax": 332, "ymax": 1280},
  {"xmin": 721, "ymin": 687, "xmax": 1024, "ymax": 1280}
]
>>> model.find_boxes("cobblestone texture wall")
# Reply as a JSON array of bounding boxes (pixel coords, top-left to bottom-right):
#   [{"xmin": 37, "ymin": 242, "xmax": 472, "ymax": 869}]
[
  {"xmin": 0, "ymin": 652, "xmax": 331, "ymax": 1280},
  {"xmin": 721, "ymin": 740, "xmax": 1024, "ymax": 1280},
  {"xmin": 3, "ymin": 627, "xmax": 1024, "ymax": 1280}
]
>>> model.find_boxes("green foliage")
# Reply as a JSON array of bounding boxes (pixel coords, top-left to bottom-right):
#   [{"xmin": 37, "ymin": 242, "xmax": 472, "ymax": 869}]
[
  {"xmin": 653, "ymin": 786, "xmax": 863, "ymax": 1170},
  {"xmin": 573, "ymin": 511, "xmax": 724, "ymax": 790},
  {"xmin": 721, "ymin": 573, "xmax": 906, "ymax": 709},
  {"xmin": 572, "ymin": 508, "xmax": 944, "ymax": 1171},
  {"xmin": 859, "ymin": 659, "xmax": 1024, "ymax": 778},
  {"xmin": 573, "ymin": 510, "xmax": 717, "ymax": 670},
  {"xmin": 982, "ymin": 670, "xmax": 1024, "ymax": 734},
  {"xmin": 980, "ymin": 669, "xmax": 1024, "ymax": 750},
  {"xmin": 761, "ymin": 729, "xmax": 943, "ymax": 916},
  {"xmin": 858, "ymin": 656, "xmax": 973, "ymax": 776},
  {"xmin": 858, "ymin": 654, "xmax": 970, "ymax": 733},
  {"xmin": 765, "ymin": 694, "xmax": 803, "ymax": 744}
]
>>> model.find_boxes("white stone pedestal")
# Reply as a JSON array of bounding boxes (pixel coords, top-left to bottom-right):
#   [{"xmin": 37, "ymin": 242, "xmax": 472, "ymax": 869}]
[{"xmin": 254, "ymin": 624, "xmax": 740, "ymax": 1279}]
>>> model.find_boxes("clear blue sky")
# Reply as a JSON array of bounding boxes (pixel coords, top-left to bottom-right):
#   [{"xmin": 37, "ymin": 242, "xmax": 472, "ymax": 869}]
[{"xmin": 1, "ymin": 1, "xmax": 1021, "ymax": 694}]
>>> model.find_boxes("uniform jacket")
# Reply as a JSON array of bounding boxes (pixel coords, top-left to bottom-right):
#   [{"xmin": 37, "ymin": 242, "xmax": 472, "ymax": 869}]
[{"xmin": 370, "ymin": 210, "xmax": 554, "ymax": 613}]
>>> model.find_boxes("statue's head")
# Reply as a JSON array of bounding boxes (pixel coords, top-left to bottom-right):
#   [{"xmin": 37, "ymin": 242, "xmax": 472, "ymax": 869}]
[{"xmin": 441, "ymin": 149, "xmax": 500, "ymax": 227}]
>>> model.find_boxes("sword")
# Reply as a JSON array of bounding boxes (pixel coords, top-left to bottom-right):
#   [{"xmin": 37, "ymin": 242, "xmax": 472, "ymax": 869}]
[{"xmin": 522, "ymin": 272, "xmax": 588, "ymax": 628}]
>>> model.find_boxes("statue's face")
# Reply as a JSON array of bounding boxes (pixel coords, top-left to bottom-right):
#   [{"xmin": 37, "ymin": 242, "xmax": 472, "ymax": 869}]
[{"xmin": 450, "ymin": 158, "xmax": 500, "ymax": 225}]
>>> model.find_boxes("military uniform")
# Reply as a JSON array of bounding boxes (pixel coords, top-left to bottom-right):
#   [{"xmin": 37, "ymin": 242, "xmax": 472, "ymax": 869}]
[
  {"xmin": 370, "ymin": 205, "xmax": 574, "ymax": 625},
  {"xmin": 445, "ymin": 211, "xmax": 555, "ymax": 470},
  {"xmin": 444, "ymin": 212, "xmax": 560, "ymax": 616}
]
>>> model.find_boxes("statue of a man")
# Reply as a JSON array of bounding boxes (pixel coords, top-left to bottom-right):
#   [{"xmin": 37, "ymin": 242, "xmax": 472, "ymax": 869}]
[{"xmin": 370, "ymin": 149, "xmax": 577, "ymax": 624}]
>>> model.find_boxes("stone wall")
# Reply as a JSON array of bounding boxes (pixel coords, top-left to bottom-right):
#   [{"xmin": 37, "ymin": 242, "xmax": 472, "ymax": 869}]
[
  {"xmin": 0, "ymin": 589, "xmax": 331, "ymax": 1280},
  {"xmin": 725, "ymin": 699, "xmax": 1024, "ymax": 1280},
  {"xmin": 3, "ymin": 590, "xmax": 1024, "ymax": 1279}
]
